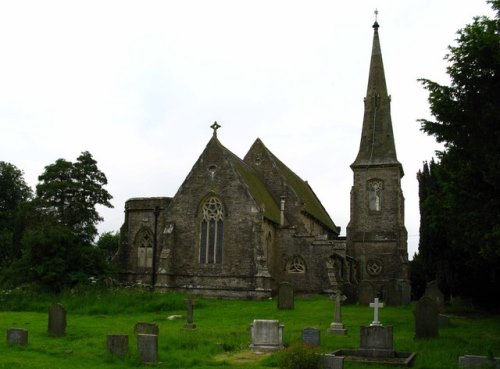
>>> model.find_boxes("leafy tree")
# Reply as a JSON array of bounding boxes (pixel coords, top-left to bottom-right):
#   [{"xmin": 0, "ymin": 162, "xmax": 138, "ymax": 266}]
[
  {"xmin": 96, "ymin": 231, "xmax": 120, "ymax": 261},
  {"xmin": 417, "ymin": 0, "xmax": 500, "ymax": 308},
  {"xmin": 0, "ymin": 162, "xmax": 32, "ymax": 266},
  {"xmin": 36, "ymin": 151, "xmax": 113, "ymax": 243}
]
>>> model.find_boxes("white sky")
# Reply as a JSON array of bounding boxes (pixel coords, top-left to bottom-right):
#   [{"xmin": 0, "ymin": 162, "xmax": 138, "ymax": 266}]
[{"xmin": 1, "ymin": 0, "xmax": 495, "ymax": 259}]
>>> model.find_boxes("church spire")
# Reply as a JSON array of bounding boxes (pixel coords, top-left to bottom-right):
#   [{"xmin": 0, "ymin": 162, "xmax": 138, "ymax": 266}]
[{"xmin": 351, "ymin": 17, "xmax": 401, "ymax": 172}]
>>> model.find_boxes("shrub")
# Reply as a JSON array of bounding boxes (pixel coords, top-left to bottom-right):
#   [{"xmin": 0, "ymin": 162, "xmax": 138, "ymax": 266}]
[{"xmin": 276, "ymin": 342, "xmax": 323, "ymax": 369}]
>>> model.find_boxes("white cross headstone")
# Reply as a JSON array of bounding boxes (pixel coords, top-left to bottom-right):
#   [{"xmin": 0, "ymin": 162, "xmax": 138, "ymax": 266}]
[{"xmin": 369, "ymin": 297, "xmax": 384, "ymax": 326}]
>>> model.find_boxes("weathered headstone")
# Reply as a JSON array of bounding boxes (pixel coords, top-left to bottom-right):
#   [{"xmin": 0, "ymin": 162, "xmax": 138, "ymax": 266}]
[
  {"xmin": 249, "ymin": 319, "xmax": 284, "ymax": 352},
  {"xmin": 137, "ymin": 334, "xmax": 158, "ymax": 363},
  {"xmin": 323, "ymin": 354, "xmax": 344, "ymax": 369},
  {"xmin": 48, "ymin": 303, "xmax": 66, "ymax": 337},
  {"xmin": 438, "ymin": 314, "xmax": 450, "ymax": 326},
  {"xmin": 459, "ymin": 354, "xmax": 500, "ymax": 369},
  {"xmin": 328, "ymin": 293, "xmax": 347, "ymax": 335},
  {"xmin": 414, "ymin": 296, "xmax": 439, "ymax": 339},
  {"xmin": 386, "ymin": 279, "xmax": 402, "ymax": 306},
  {"xmin": 359, "ymin": 325, "xmax": 394, "ymax": 358},
  {"xmin": 134, "ymin": 322, "xmax": 159, "ymax": 335},
  {"xmin": 7, "ymin": 328, "xmax": 28, "ymax": 346},
  {"xmin": 277, "ymin": 282, "xmax": 294, "ymax": 310},
  {"xmin": 400, "ymin": 280, "xmax": 411, "ymax": 305},
  {"xmin": 106, "ymin": 335, "xmax": 129, "ymax": 358},
  {"xmin": 369, "ymin": 298, "xmax": 384, "ymax": 326},
  {"xmin": 358, "ymin": 281, "xmax": 375, "ymax": 305},
  {"xmin": 302, "ymin": 327, "xmax": 320, "ymax": 347},
  {"xmin": 184, "ymin": 298, "xmax": 196, "ymax": 329},
  {"xmin": 424, "ymin": 280, "xmax": 445, "ymax": 311}
]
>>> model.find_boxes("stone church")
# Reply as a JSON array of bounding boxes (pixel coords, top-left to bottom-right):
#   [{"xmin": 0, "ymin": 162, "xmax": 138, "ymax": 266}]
[{"xmin": 115, "ymin": 21, "xmax": 411, "ymax": 304}]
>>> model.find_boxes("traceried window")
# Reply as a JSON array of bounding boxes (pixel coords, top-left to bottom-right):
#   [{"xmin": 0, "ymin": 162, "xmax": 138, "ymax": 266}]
[
  {"xmin": 137, "ymin": 228, "xmax": 153, "ymax": 268},
  {"xmin": 199, "ymin": 197, "xmax": 224, "ymax": 264},
  {"xmin": 368, "ymin": 180, "xmax": 383, "ymax": 211},
  {"xmin": 286, "ymin": 256, "xmax": 306, "ymax": 273}
]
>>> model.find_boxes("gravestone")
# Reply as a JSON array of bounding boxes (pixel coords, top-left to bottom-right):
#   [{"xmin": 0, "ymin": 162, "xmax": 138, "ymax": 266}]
[
  {"xmin": 459, "ymin": 354, "xmax": 500, "ymax": 369},
  {"xmin": 48, "ymin": 303, "xmax": 66, "ymax": 337},
  {"xmin": 7, "ymin": 328, "xmax": 28, "ymax": 346},
  {"xmin": 414, "ymin": 296, "xmax": 439, "ymax": 339},
  {"xmin": 359, "ymin": 325, "xmax": 394, "ymax": 358},
  {"xmin": 106, "ymin": 335, "xmax": 129, "ymax": 358},
  {"xmin": 134, "ymin": 322, "xmax": 159, "ymax": 335},
  {"xmin": 277, "ymin": 282, "xmax": 294, "ymax": 310},
  {"xmin": 184, "ymin": 298, "xmax": 196, "ymax": 329},
  {"xmin": 328, "ymin": 293, "xmax": 347, "ymax": 335},
  {"xmin": 323, "ymin": 354, "xmax": 344, "ymax": 369},
  {"xmin": 438, "ymin": 314, "xmax": 450, "ymax": 326},
  {"xmin": 302, "ymin": 327, "xmax": 320, "ymax": 347},
  {"xmin": 424, "ymin": 280, "xmax": 445, "ymax": 311},
  {"xmin": 358, "ymin": 281, "xmax": 375, "ymax": 305},
  {"xmin": 137, "ymin": 334, "xmax": 158, "ymax": 363},
  {"xmin": 249, "ymin": 319, "xmax": 284, "ymax": 352}
]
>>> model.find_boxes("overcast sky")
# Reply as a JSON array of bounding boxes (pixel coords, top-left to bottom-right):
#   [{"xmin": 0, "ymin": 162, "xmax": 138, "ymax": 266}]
[{"xmin": 1, "ymin": 0, "xmax": 495, "ymax": 258}]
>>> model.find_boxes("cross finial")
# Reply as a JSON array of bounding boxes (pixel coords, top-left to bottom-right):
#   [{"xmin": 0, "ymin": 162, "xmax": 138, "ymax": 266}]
[
  {"xmin": 373, "ymin": 9, "xmax": 380, "ymax": 29},
  {"xmin": 210, "ymin": 121, "xmax": 221, "ymax": 136}
]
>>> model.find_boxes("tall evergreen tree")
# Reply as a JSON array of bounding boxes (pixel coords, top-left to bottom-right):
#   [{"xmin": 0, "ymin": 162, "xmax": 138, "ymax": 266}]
[{"xmin": 417, "ymin": 0, "xmax": 500, "ymax": 307}]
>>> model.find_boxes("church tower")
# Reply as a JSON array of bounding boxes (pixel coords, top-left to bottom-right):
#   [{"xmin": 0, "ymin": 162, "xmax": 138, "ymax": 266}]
[{"xmin": 347, "ymin": 19, "xmax": 410, "ymax": 305}]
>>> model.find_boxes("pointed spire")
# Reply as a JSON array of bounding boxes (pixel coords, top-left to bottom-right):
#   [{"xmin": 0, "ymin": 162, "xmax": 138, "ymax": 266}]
[{"xmin": 351, "ymin": 17, "xmax": 401, "ymax": 171}]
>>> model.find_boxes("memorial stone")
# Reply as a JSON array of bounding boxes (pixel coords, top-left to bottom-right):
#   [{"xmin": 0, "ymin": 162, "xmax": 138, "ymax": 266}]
[
  {"xmin": 48, "ymin": 303, "xmax": 66, "ymax": 337},
  {"xmin": 134, "ymin": 322, "xmax": 159, "ymax": 335},
  {"xmin": 249, "ymin": 319, "xmax": 284, "ymax": 352},
  {"xmin": 414, "ymin": 296, "xmax": 439, "ymax": 338},
  {"xmin": 459, "ymin": 354, "xmax": 500, "ymax": 369},
  {"xmin": 328, "ymin": 293, "xmax": 347, "ymax": 335},
  {"xmin": 7, "ymin": 328, "xmax": 28, "ymax": 346},
  {"xmin": 184, "ymin": 298, "xmax": 196, "ymax": 329},
  {"xmin": 277, "ymin": 282, "xmax": 294, "ymax": 310},
  {"xmin": 302, "ymin": 327, "xmax": 320, "ymax": 347},
  {"xmin": 323, "ymin": 354, "xmax": 344, "ymax": 369},
  {"xmin": 137, "ymin": 334, "xmax": 158, "ymax": 363}
]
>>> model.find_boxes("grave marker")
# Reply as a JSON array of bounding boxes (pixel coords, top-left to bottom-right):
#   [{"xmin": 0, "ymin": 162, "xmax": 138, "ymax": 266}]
[
  {"xmin": 369, "ymin": 298, "xmax": 384, "ymax": 326},
  {"xmin": 277, "ymin": 282, "xmax": 294, "ymax": 310},
  {"xmin": 328, "ymin": 293, "xmax": 347, "ymax": 335},
  {"xmin": 7, "ymin": 328, "xmax": 28, "ymax": 346},
  {"xmin": 134, "ymin": 322, "xmax": 159, "ymax": 335},
  {"xmin": 249, "ymin": 319, "xmax": 284, "ymax": 352},
  {"xmin": 302, "ymin": 327, "xmax": 320, "ymax": 347},
  {"xmin": 414, "ymin": 296, "xmax": 439, "ymax": 339},
  {"xmin": 184, "ymin": 298, "xmax": 196, "ymax": 329},
  {"xmin": 48, "ymin": 303, "xmax": 66, "ymax": 337},
  {"xmin": 137, "ymin": 334, "xmax": 158, "ymax": 363}
]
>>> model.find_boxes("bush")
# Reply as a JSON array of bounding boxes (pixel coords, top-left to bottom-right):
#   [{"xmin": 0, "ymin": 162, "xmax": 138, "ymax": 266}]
[{"xmin": 276, "ymin": 342, "xmax": 323, "ymax": 369}]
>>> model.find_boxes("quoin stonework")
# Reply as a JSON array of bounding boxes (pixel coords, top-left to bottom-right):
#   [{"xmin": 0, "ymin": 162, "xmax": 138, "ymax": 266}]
[{"xmin": 115, "ymin": 21, "xmax": 410, "ymax": 304}]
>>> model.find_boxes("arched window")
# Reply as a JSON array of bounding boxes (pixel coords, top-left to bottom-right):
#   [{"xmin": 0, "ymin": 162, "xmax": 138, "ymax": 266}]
[
  {"xmin": 368, "ymin": 180, "xmax": 383, "ymax": 211},
  {"xmin": 199, "ymin": 197, "xmax": 224, "ymax": 264},
  {"xmin": 136, "ymin": 228, "xmax": 153, "ymax": 268}
]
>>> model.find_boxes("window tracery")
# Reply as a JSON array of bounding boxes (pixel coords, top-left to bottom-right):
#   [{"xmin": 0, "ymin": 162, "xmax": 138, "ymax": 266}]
[
  {"xmin": 368, "ymin": 179, "xmax": 383, "ymax": 211},
  {"xmin": 286, "ymin": 256, "xmax": 306, "ymax": 273},
  {"xmin": 199, "ymin": 197, "xmax": 224, "ymax": 264}
]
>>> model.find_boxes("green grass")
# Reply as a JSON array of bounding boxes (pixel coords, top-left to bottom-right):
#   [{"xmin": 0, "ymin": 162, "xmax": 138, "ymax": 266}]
[{"xmin": 0, "ymin": 289, "xmax": 499, "ymax": 368}]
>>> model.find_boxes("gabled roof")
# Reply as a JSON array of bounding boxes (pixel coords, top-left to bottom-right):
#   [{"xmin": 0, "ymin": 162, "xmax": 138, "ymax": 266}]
[
  {"xmin": 245, "ymin": 138, "xmax": 338, "ymax": 233},
  {"xmin": 209, "ymin": 136, "xmax": 282, "ymax": 224}
]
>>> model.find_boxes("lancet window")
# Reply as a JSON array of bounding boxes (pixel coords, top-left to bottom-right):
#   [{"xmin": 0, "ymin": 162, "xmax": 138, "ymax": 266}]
[
  {"xmin": 137, "ymin": 228, "xmax": 153, "ymax": 268},
  {"xmin": 199, "ymin": 197, "xmax": 224, "ymax": 264},
  {"xmin": 368, "ymin": 179, "xmax": 383, "ymax": 211}
]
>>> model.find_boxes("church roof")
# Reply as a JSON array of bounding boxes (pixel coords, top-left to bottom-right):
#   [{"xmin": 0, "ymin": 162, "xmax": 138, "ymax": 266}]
[
  {"xmin": 245, "ymin": 138, "xmax": 338, "ymax": 233},
  {"xmin": 210, "ymin": 135, "xmax": 282, "ymax": 224},
  {"xmin": 351, "ymin": 21, "xmax": 403, "ymax": 174}
]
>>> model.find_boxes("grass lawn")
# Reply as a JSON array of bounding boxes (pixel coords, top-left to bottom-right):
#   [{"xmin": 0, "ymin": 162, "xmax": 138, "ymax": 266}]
[{"xmin": 0, "ymin": 289, "xmax": 499, "ymax": 368}]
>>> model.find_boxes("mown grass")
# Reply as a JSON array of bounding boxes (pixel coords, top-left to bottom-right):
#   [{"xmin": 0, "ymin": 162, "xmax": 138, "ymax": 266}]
[{"xmin": 0, "ymin": 288, "xmax": 499, "ymax": 368}]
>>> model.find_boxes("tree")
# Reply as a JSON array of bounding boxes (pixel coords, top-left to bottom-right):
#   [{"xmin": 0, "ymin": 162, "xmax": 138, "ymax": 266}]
[
  {"xmin": 36, "ymin": 151, "xmax": 113, "ymax": 243},
  {"xmin": 0, "ymin": 162, "xmax": 32, "ymax": 266},
  {"xmin": 96, "ymin": 231, "xmax": 120, "ymax": 261},
  {"xmin": 417, "ymin": 1, "xmax": 500, "ymax": 308}
]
